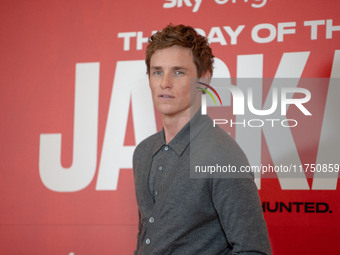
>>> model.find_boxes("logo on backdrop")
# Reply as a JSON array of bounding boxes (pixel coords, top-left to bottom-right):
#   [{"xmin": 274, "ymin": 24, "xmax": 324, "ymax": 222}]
[
  {"xmin": 163, "ymin": 0, "xmax": 268, "ymax": 13},
  {"xmin": 39, "ymin": 52, "xmax": 340, "ymax": 192}
]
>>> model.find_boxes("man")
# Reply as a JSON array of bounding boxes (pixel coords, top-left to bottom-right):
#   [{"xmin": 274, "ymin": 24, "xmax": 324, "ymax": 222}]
[{"xmin": 133, "ymin": 24, "xmax": 271, "ymax": 254}]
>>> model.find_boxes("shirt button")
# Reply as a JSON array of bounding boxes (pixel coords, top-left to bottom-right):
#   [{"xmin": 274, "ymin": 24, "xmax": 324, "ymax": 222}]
[
  {"xmin": 158, "ymin": 166, "xmax": 163, "ymax": 171},
  {"xmin": 145, "ymin": 238, "xmax": 151, "ymax": 245},
  {"xmin": 155, "ymin": 190, "xmax": 158, "ymax": 196},
  {"xmin": 164, "ymin": 146, "xmax": 169, "ymax": 151},
  {"xmin": 149, "ymin": 217, "xmax": 155, "ymax": 223}
]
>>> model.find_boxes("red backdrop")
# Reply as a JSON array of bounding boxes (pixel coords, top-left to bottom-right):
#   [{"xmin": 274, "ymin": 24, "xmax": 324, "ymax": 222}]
[{"xmin": 1, "ymin": 0, "xmax": 340, "ymax": 254}]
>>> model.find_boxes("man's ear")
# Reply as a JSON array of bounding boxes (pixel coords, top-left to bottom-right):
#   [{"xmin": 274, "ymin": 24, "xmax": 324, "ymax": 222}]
[{"xmin": 199, "ymin": 71, "xmax": 212, "ymax": 86}]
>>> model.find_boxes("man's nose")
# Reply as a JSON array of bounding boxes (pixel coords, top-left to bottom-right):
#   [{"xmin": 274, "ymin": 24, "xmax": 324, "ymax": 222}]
[{"xmin": 160, "ymin": 73, "xmax": 172, "ymax": 89}]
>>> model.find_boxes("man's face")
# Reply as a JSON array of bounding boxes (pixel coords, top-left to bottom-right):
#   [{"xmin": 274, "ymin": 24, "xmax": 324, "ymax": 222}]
[{"xmin": 149, "ymin": 45, "xmax": 201, "ymax": 118}]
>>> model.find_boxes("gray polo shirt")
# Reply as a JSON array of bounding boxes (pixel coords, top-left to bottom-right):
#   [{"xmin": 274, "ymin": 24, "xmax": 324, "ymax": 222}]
[{"xmin": 133, "ymin": 112, "xmax": 271, "ymax": 255}]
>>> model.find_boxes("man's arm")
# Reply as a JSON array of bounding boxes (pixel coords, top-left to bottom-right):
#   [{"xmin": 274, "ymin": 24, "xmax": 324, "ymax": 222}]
[
  {"xmin": 212, "ymin": 176, "xmax": 272, "ymax": 255},
  {"xmin": 134, "ymin": 211, "xmax": 142, "ymax": 255}
]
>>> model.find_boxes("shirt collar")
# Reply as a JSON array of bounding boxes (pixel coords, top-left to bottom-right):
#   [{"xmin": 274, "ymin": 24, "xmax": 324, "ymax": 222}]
[{"xmin": 151, "ymin": 109, "xmax": 212, "ymax": 156}]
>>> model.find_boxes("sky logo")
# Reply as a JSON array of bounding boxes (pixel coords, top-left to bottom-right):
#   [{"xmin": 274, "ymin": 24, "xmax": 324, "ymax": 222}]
[{"xmin": 163, "ymin": 0, "xmax": 202, "ymax": 13}]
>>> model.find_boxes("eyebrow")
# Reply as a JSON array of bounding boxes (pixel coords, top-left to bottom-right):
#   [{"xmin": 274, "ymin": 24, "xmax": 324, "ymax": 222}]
[
  {"xmin": 150, "ymin": 66, "xmax": 189, "ymax": 70},
  {"xmin": 150, "ymin": 66, "xmax": 162, "ymax": 70}
]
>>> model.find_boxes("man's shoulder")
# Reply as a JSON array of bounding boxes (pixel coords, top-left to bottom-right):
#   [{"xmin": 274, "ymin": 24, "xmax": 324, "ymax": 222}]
[
  {"xmin": 193, "ymin": 124, "xmax": 249, "ymax": 166},
  {"xmin": 195, "ymin": 124, "xmax": 241, "ymax": 152},
  {"xmin": 133, "ymin": 131, "xmax": 161, "ymax": 162},
  {"xmin": 135, "ymin": 131, "xmax": 161, "ymax": 150}
]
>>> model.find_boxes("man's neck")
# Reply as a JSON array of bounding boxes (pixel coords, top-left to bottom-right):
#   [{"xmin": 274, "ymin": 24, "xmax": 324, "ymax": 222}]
[{"xmin": 162, "ymin": 107, "xmax": 199, "ymax": 144}]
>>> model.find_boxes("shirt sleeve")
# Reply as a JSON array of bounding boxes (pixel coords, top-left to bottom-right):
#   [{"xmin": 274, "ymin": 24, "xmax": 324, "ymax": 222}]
[
  {"xmin": 134, "ymin": 210, "xmax": 142, "ymax": 255},
  {"xmin": 212, "ymin": 176, "xmax": 272, "ymax": 255},
  {"xmin": 133, "ymin": 144, "xmax": 142, "ymax": 255}
]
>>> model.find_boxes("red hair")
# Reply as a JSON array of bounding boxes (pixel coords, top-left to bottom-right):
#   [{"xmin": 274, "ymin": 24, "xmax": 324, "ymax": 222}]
[{"xmin": 145, "ymin": 24, "xmax": 214, "ymax": 77}]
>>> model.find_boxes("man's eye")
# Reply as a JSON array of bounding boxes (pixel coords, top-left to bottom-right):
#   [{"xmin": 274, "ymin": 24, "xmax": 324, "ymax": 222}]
[
  {"xmin": 153, "ymin": 71, "xmax": 162, "ymax": 76},
  {"xmin": 175, "ymin": 71, "xmax": 184, "ymax": 75}
]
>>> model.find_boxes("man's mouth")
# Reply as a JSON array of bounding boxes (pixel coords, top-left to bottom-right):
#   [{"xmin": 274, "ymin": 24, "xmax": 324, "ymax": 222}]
[{"xmin": 159, "ymin": 94, "xmax": 175, "ymax": 98}]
